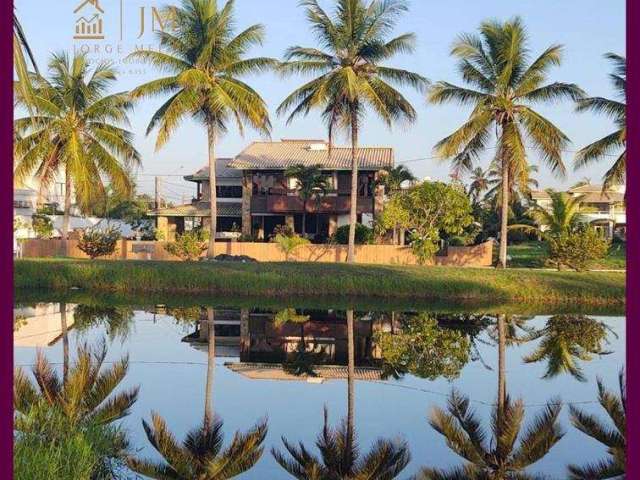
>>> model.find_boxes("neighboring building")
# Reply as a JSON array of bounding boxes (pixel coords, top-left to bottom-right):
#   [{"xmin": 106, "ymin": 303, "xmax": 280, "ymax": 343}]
[
  {"xmin": 530, "ymin": 184, "xmax": 626, "ymax": 238},
  {"xmin": 152, "ymin": 139, "xmax": 392, "ymax": 241}
]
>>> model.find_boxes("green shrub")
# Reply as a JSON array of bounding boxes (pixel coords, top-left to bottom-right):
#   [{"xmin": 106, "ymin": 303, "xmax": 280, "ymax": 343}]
[
  {"xmin": 14, "ymin": 402, "xmax": 129, "ymax": 480},
  {"xmin": 77, "ymin": 226, "xmax": 121, "ymax": 259},
  {"xmin": 164, "ymin": 229, "xmax": 209, "ymax": 261},
  {"xmin": 274, "ymin": 233, "xmax": 310, "ymax": 260},
  {"xmin": 331, "ymin": 224, "xmax": 374, "ymax": 245},
  {"xmin": 546, "ymin": 226, "xmax": 610, "ymax": 271},
  {"xmin": 31, "ymin": 214, "xmax": 54, "ymax": 239}
]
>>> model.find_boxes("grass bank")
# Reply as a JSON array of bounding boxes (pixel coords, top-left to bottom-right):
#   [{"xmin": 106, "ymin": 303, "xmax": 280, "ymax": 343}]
[
  {"xmin": 15, "ymin": 258, "xmax": 625, "ymax": 306},
  {"xmin": 507, "ymin": 241, "xmax": 626, "ymax": 270}
]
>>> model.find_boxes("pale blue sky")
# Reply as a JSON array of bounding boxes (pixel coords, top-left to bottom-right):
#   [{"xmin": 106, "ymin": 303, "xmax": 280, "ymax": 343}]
[{"xmin": 15, "ymin": 0, "xmax": 625, "ymax": 200}]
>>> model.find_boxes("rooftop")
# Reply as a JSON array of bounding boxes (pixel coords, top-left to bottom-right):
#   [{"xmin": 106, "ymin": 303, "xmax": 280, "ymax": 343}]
[
  {"xmin": 149, "ymin": 202, "xmax": 241, "ymax": 218},
  {"xmin": 184, "ymin": 158, "xmax": 241, "ymax": 182},
  {"xmin": 227, "ymin": 139, "xmax": 394, "ymax": 171}
]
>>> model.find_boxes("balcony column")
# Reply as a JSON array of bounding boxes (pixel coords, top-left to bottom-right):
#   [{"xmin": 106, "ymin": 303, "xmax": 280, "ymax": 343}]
[
  {"xmin": 373, "ymin": 171, "xmax": 385, "ymax": 219},
  {"xmin": 329, "ymin": 215, "xmax": 338, "ymax": 236},
  {"xmin": 241, "ymin": 171, "xmax": 252, "ymax": 237}
]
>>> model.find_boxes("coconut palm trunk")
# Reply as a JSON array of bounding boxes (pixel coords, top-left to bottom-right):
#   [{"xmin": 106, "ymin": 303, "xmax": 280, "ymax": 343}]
[
  {"xmin": 207, "ymin": 125, "xmax": 217, "ymax": 257},
  {"xmin": 61, "ymin": 168, "xmax": 72, "ymax": 255},
  {"xmin": 204, "ymin": 307, "xmax": 215, "ymax": 429},
  {"xmin": 60, "ymin": 302, "xmax": 69, "ymax": 383},
  {"xmin": 302, "ymin": 198, "xmax": 307, "ymax": 237},
  {"xmin": 497, "ymin": 314, "xmax": 507, "ymax": 414},
  {"xmin": 347, "ymin": 113, "xmax": 359, "ymax": 263},
  {"xmin": 498, "ymin": 152, "xmax": 510, "ymax": 268},
  {"xmin": 346, "ymin": 309, "xmax": 355, "ymax": 453}
]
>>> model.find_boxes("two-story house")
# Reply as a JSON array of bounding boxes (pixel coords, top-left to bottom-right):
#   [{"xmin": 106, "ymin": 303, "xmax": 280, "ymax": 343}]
[
  {"xmin": 152, "ymin": 139, "xmax": 391, "ymax": 241},
  {"xmin": 530, "ymin": 183, "xmax": 626, "ymax": 239}
]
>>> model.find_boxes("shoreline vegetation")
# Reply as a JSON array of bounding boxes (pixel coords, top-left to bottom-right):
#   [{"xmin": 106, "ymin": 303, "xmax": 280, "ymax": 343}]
[{"xmin": 15, "ymin": 259, "xmax": 625, "ymax": 307}]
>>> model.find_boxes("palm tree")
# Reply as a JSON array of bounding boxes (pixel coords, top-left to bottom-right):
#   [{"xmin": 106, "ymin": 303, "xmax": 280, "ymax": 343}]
[
  {"xmin": 13, "ymin": 342, "xmax": 139, "ymax": 426},
  {"xmin": 419, "ymin": 390, "xmax": 564, "ymax": 480},
  {"xmin": 568, "ymin": 371, "xmax": 625, "ymax": 479},
  {"xmin": 468, "ymin": 167, "xmax": 490, "ymax": 205},
  {"xmin": 278, "ymin": 0, "xmax": 428, "ymax": 263},
  {"xmin": 14, "ymin": 52, "xmax": 140, "ymax": 254},
  {"xmin": 13, "ymin": 9, "xmax": 39, "ymax": 104},
  {"xmin": 429, "ymin": 17, "xmax": 584, "ymax": 268},
  {"xmin": 510, "ymin": 189, "xmax": 586, "ymax": 238},
  {"xmin": 128, "ymin": 307, "xmax": 268, "ymax": 479},
  {"xmin": 485, "ymin": 164, "xmax": 539, "ymax": 207},
  {"xmin": 522, "ymin": 315, "xmax": 611, "ymax": 382},
  {"xmin": 272, "ymin": 311, "xmax": 411, "ymax": 479},
  {"xmin": 284, "ymin": 164, "xmax": 330, "ymax": 237},
  {"xmin": 379, "ymin": 165, "xmax": 417, "ymax": 194},
  {"xmin": 128, "ymin": 0, "xmax": 275, "ymax": 257},
  {"xmin": 575, "ymin": 53, "xmax": 626, "ymax": 191}
]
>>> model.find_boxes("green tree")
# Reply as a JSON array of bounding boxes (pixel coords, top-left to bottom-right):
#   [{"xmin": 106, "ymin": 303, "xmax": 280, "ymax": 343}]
[
  {"xmin": 284, "ymin": 164, "xmax": 329, "ymax": 237},
  {"xmin": 512, "ymin": 189, "xmax": 586, "ymax": 237},
  {"xmin": 485, "ymin": 163, "xmax": 539, "ymax": 208},
  {"xmin": 429, "ymin": 17, "xmax": 583, "ymax": 268},
  {"xmin": 394, "ymin": 181, "xmax": 473, "ymax": 263},
  {"xmin": 468, "ymin": 167, "xmax": 490, "ymax": 205},
  {"xmin": 278, "ymin": 0, "xmax": 428, "ymax": 263},
  {"xmin": 14, "ymin": 52, "xmax": 140, "ymax": 254},
  {"xmin": 128, "ymin": 307, "xmax": 268, "ymax": 479},
  {"xmin": 129, "ymin": 0, "xmax": 275, "ymax": 257},
  {"xmin": 568, "ymin": 371, "xmax": 625, "ymax": 480},
  {"xmin": 523, "ymin": 315, "xmax": 611, "ymax": 382},
  {"xmin": 375, "ymin": 192, "xmax": 411, "ymax": 245},
  {"xmin": 13, "ymin": 9, "xmax": 39, "ymax": 106},
  {"xmin": 14, "ymin": 342, "xmax": 139, "ymax": 426},
  {"xmin": 575, "ymin": 53, "xmax": 626, "ymax": 191}
]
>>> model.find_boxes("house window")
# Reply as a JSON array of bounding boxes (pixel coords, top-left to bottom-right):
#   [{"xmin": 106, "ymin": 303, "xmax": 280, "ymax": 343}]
[
  {"xmin": 216, "ymin": 185, "xmax": 242, "ymax": 198},
  {"xmin": 184, "ymin": 217, "xmax": 203, "ymax": 231},
  {"xmin": 13, "ymin": 200, "xmax": 31, "ymax": 209}
]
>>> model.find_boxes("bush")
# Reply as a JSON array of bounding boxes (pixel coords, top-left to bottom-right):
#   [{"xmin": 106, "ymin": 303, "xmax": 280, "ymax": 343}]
[
  {"xmin": 331, "ymin": 224, "xmax": 374, "ymax": 245},
  {"xmin": 546, "ymin": 226, "xmax": 610, "ymax": 271},
  {"xmin": 274, "ymin": 233, "xmax": 310, "ymax": 260},
  {"xmin": 77, "ymin": 226, "xmax": 121, "ymax": 259},
  {"xmin": 164, "ymin": 229, "xmax": 209, "ymax": 261},
  {"xmin": 31, "ymin": 214, "xmax": 54, "ymax": 239},
  {"xmin": 14, "ymin": 402, "xmax": 129, "ymax": 480}
]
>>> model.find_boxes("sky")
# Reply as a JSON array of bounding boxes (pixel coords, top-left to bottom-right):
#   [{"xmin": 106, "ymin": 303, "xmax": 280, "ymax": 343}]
[{"xmin": 15, "ymin": 0, "xmax": 625, "ymax": 202}]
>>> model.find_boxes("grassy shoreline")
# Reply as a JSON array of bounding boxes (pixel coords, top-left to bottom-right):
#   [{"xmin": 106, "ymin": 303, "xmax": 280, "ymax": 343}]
[{"xmin": 15, "ymin": 259, "xmax": 625, "ymax": 306}]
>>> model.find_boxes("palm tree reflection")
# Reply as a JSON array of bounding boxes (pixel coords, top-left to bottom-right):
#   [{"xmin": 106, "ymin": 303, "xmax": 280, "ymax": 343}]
[
  {"xmin": 272, "ymin": 310, "xmax": 411, "ymax": 479},
  {"xmin": 127, "ymin": 307, "xmax": 268, "ymax": 479}
]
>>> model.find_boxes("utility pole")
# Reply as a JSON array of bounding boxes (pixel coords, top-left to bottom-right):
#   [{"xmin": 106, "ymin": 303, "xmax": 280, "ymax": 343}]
[{"xmin": 155, "ymin": 176, "xmax": 161, "ymax": 209}]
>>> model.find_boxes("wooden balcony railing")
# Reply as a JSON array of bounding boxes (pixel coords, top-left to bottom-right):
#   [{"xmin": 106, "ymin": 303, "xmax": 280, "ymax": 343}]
[{"xmin": 251, "ymin": 189, "xmax": 374, "ymax": 214}]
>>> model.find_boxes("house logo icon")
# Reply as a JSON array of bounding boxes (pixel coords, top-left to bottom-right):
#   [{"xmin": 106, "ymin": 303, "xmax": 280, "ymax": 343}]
[{"xmin": 74, "ymin": 0, "xmax": 105, "ymax": 40}]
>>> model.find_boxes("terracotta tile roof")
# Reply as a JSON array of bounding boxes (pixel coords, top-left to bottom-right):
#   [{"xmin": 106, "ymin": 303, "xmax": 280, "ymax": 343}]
[
  {"xmin": 149, "ymin": 202, "xmax": 242, "ymax": 217},
  {"xmin": 531, "ymin": 189, "xmax": 624, "ymax": 203},
  {"xmin": 228, "ymin": 140, "xmax": 394, "ymax": 171},
  {"xmin": 225, "ymin": 362, "xmax": 383, "ymax": 382},
  {"xmin": 184, "ymin": 158, "xmax": 240, "ymax": 181}
]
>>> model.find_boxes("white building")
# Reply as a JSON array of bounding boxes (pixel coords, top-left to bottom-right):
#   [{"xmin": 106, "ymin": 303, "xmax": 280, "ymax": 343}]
[{"xmin": 530, "ymin": 184, "xmax": 626, "ymax": 239}]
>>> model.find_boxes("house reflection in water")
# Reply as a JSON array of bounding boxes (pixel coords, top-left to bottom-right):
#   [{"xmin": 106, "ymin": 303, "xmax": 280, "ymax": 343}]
[
  {"xmin": 14, "ymin": 303, "xmax": 75, "ymax": 348},
  {"xmin": 181, "ymin": 308, "xmax": 400, "ymax": 382}
]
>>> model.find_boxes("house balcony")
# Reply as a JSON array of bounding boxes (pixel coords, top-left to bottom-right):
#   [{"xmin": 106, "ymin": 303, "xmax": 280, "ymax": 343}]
[
  {"xmin": 581, "ymin": 211, "xmax": 626, "ymax": 225},
  {"xmin": 251, "ymin": 189, "xmax": 374, "ymax": 214}
]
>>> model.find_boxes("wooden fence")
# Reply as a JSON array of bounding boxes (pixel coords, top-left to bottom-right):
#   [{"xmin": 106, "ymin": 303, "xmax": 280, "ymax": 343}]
[{"xmin": 19, "ymin": 239, "xmax": 493, "ymax": 267}]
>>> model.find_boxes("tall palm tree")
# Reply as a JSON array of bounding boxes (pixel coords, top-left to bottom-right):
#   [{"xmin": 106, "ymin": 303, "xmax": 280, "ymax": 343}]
[
  {"xmin": 278, "ymin": 0, "xmax": 428, "ymax": 263},
  {"xmin": 510, "ymin": 189, "xmax": 586, "ymax": 238},
  {"xmin": 272, "ymin": 309, "xmax": 411, "ymax": 479},
  {"xmin": 14, "ymin": 52, "xmax": 140, "ymax": 253},
  {"xmin": 128, "ymin": 307, "xmax": 268, "ymax": 479},
  {"xmin": 129, "ymin": 0, "xmax": 275, "ymax": 257},
  {"xmin": 522, "ymin": 315, "xmax": 611, "ymax": 382},
  {"xmin": 284, "ymin": 164, "xmax": 330, "ymax": 237},
  {"xmin": 429, "ymin": 17, "xmax": 584, "ymax": 268},
  {"xmin": 568, "ymin": 371, "xmax": 625, "ymax": 479},
  {"xmin": 379, "ymin": 165, "xmax": 417, "ymax": 194},
  {"xmin": 575, "ymin": 53, "xmax": 626, "ymax": 191},
  {"xmin": 419, "ymin": 390, "xmax": 564, "ymax": 480},
  {"xmin": 14, "ymin": 342, "xmax": 139, "ymax": 426}
]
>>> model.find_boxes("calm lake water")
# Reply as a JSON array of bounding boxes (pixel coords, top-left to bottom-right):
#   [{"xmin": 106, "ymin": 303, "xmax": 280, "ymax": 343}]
[{"xmin": 13, "ymin": 298, "xmax": 625, "ymax": 479}]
